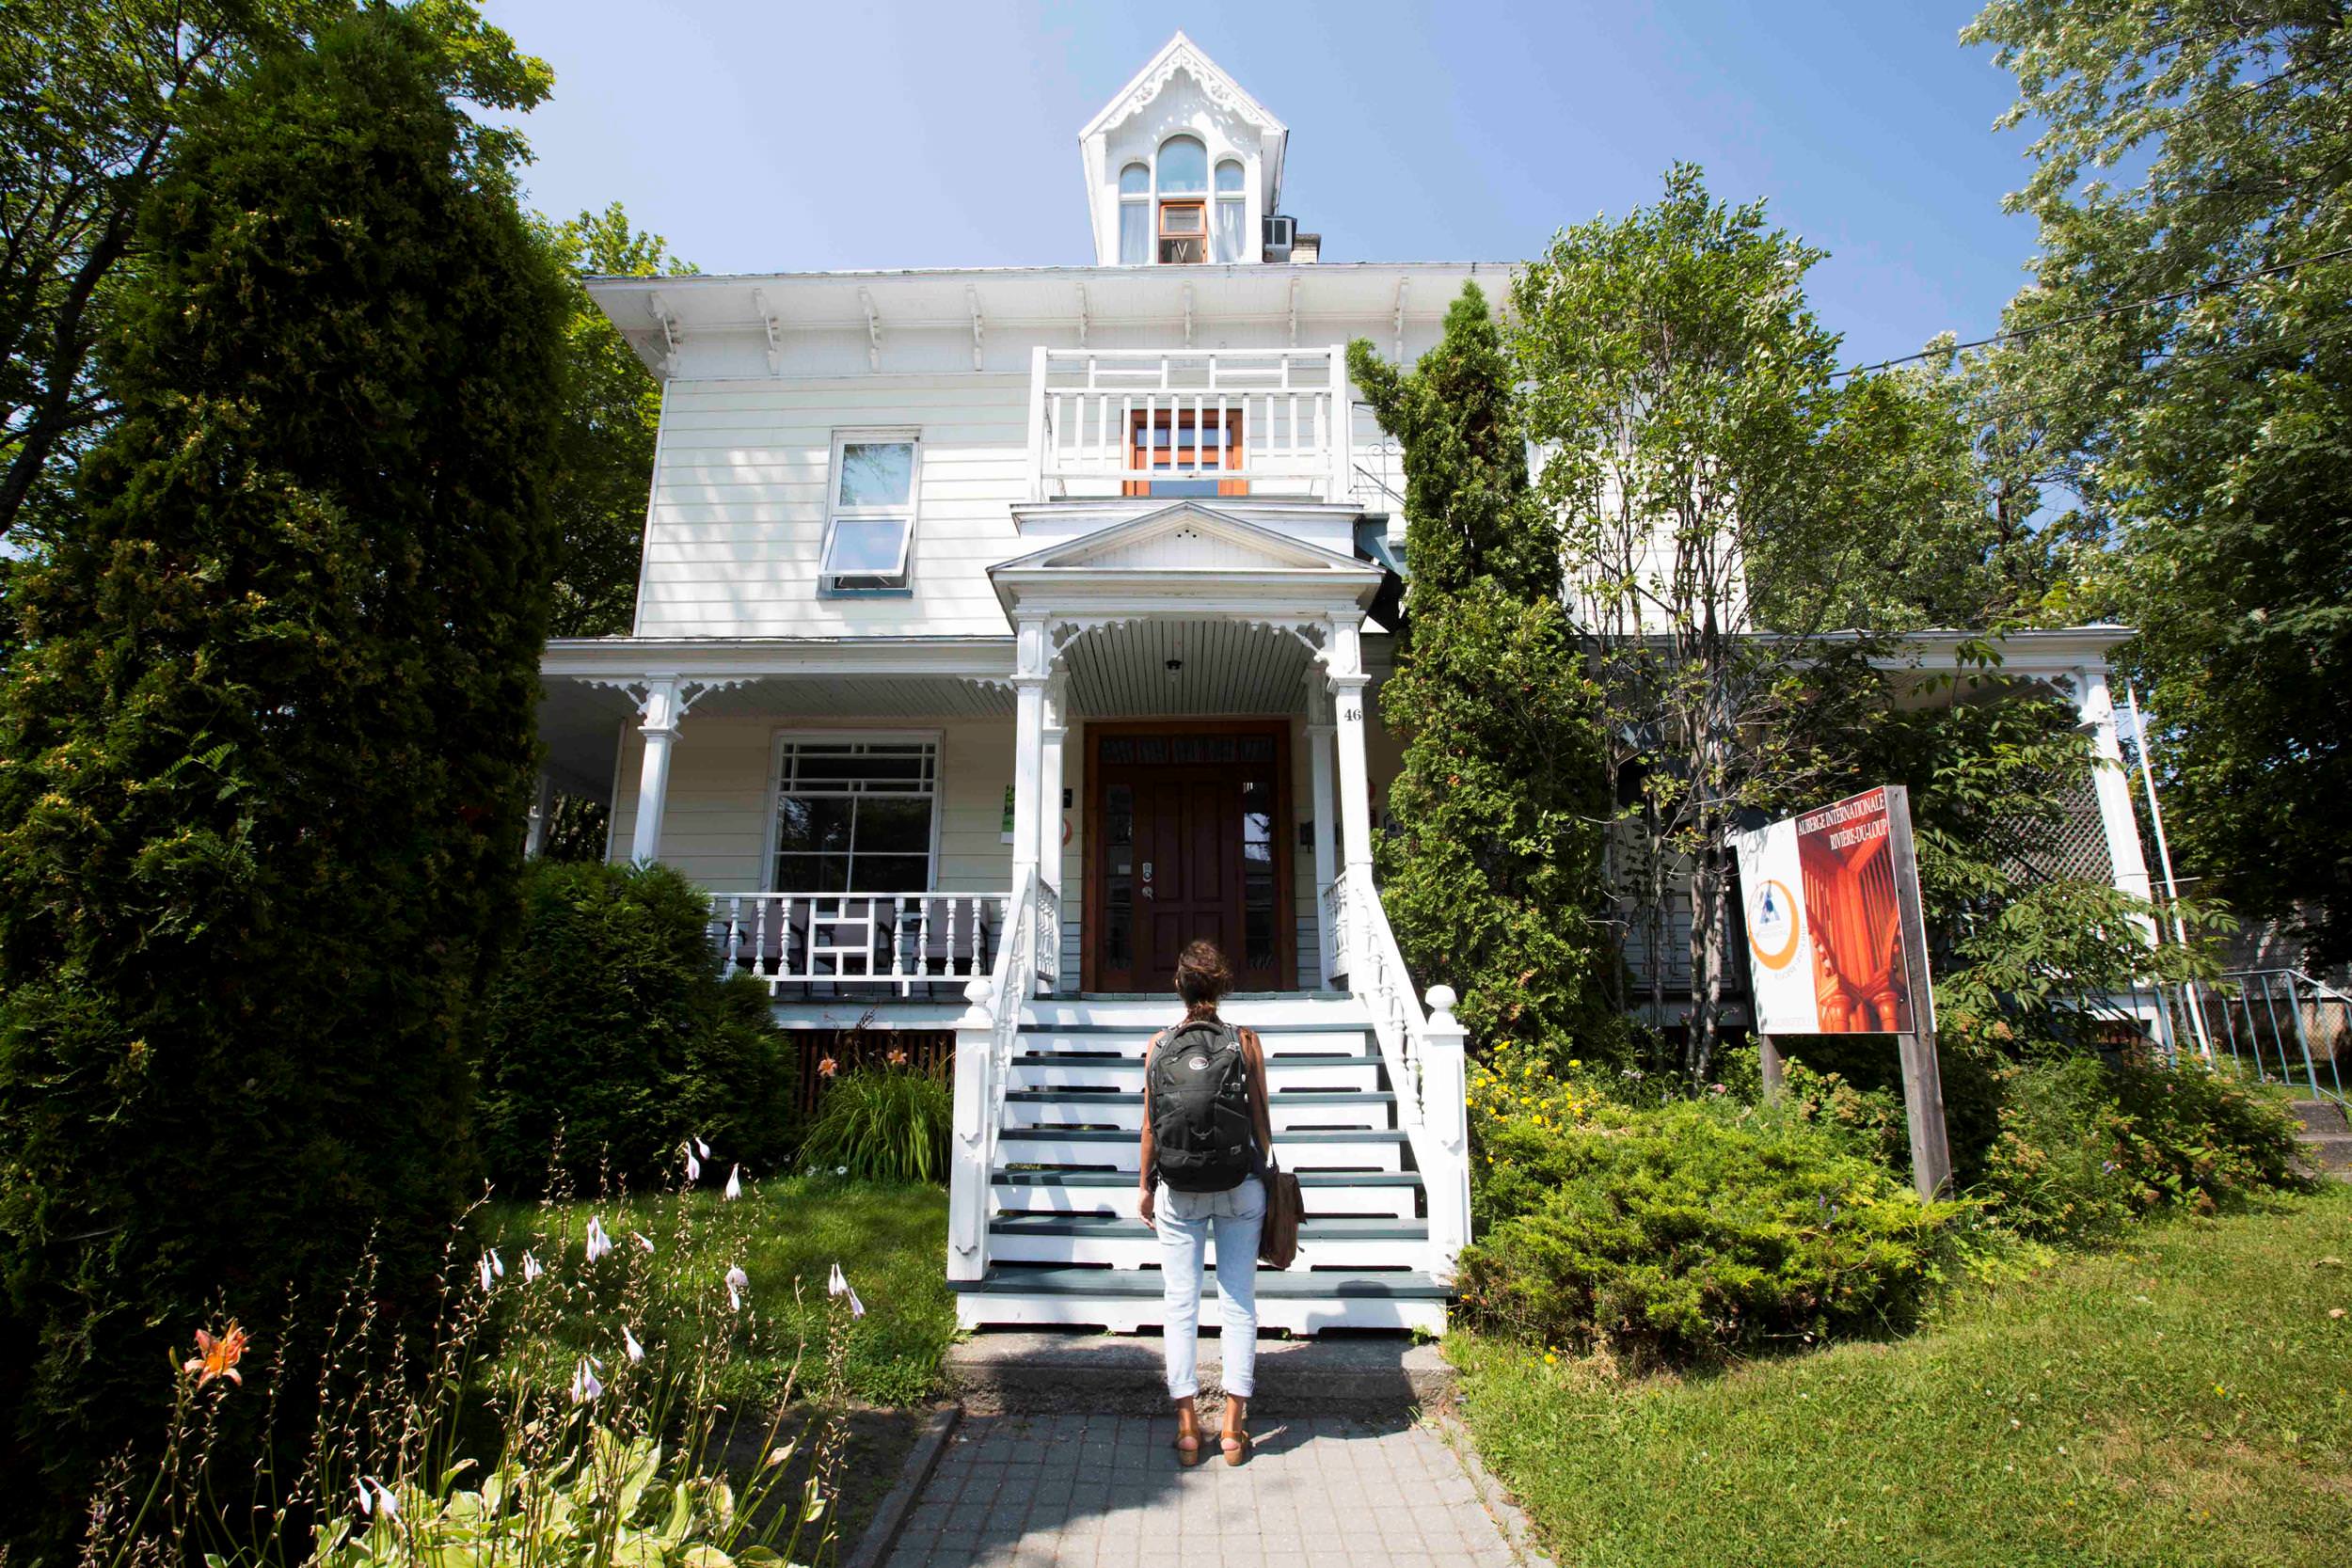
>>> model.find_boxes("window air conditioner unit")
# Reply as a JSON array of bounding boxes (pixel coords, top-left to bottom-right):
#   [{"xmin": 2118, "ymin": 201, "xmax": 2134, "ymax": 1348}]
[{"xmin": 1263, "ymin": 214, "xmax": 1296, "ymax": 261}]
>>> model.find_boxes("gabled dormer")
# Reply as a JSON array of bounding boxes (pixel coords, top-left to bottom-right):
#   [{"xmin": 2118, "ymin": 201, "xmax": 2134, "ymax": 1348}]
[{"xmin": 1080, "ymin": 33, "xmax": 1293, "ymax": 267}]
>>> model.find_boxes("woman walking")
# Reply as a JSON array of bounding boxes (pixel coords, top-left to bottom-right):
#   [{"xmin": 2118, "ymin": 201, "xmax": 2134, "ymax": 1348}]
[{"xmin": 1137, "ymin": 939, "xmax": 1273, "ymax": 1465}]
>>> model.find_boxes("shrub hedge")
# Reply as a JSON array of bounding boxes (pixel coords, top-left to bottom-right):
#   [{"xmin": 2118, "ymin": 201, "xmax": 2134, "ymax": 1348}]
[
  {"xmin": 477, "ymin": 861, "xmax": 796, "ymax": 1193},
  {"xmin": 1980, "ymin": 1055, "xmax": 2308, "ymax": 1240},
  {"xmin": 1458, "ymin": 1100, "xmax": 1954, "ymax": 1365}
]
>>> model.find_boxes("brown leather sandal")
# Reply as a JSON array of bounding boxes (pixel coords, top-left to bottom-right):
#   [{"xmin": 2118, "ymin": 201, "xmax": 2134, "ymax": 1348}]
[
  {"xmin": 1173, "ymin": 1407, "xmax": 1205, "ymax": 1467},
  {"xmin": 1219, "ymin": 1422, "xmax": 1250, "ymax": 1465}
]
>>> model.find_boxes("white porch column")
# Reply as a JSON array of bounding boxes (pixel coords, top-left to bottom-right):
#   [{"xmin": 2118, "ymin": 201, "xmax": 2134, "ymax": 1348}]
[
  {"xmin": 2076, "ymin": 668, "xmax": 2157, "ymax": 915},
  {"xmin": 628, "ymin": 677, "xmax": 685, "ymax": 866},
  {"xmin": 1306, "ymin": 680, "xmax": 1340, "ymax": 987},
  {"xmin": 1038, "ymin": 672, "xmax": 1069, "ymax": 897},
  {"xmin": 1009, "ymin": 618, "xmax": 1051, "ymax": 894},
  {"xmin": 1327, "ymin": 618, "xmax": 1376, "ymax": 878},
  {"xmin": 1327, "ymin": 617, "xmax": 1376, "ymax": 981},
  {"xmin": 524, "ymin": 772, "xmax": 554, "ymax": 860}
]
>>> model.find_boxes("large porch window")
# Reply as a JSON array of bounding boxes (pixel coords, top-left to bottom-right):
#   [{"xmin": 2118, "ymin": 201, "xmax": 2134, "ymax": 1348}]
[{"xmin": 769, "ymin": 735, "xmax": 939, "ymax": 893}]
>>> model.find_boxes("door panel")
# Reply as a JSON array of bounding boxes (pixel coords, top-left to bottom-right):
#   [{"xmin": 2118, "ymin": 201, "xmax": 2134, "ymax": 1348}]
[{"xmin": 1089, "ymin": 727, "xmax": 1289, "ymax": 993}]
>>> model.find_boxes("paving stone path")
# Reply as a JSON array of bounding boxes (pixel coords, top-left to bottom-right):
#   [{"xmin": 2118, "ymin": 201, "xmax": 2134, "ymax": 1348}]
[{"xmin": 885, "ymin": 1412, "xmax": 1522, "ymax": 1568}]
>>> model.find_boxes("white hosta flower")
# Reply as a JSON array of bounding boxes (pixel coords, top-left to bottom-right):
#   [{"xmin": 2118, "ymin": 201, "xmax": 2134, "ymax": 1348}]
[
  {"xmin": 724, "ymin": 1264, "xmax": 750, "ymax": 1312},
  {"xmin": 477, "ymin": 1253, "xmax": 495, "ymax": 1292},
  {"xmin": 357, "ymin": 1476, "xmax": 398, "ymax": 1520},
  {"xmin": 695, "ymin": 1135, "xmax": 712, "ymax": 1159},
  {"xmin": 489, "ymin": 1248, "xmax": 504, "ymax": 1279},
  {"xmin": 834, "ymin": 1166, "xmax": 849, "ymax": 1178},
  {"xmin": 570, "ymin": 1356, "xmax": 604, "ymax": 1404},
  {"xmin": 623, "ymin": 1324, "xmax": 645, "ymax": 1364},
  {"xmin": 828, "ymin": 1262, "xmax": 866, "ymax": 1319},
  {"xmin": 632, "ymin": 1230, "xmax": 655, "ymax": 1254},
  {"xmin": 682, "ymin": 1141, "xmax": 702, "ymax": 1183},
  {"xmin": 723, "ymin": 1165, "xmax": 742, "ymax": 1201},
  {"xmin": 584, "ymin": 1215, "xmax": 612, "ymax": 1262},
  {"xmin": 520, "ymin": 1251, "xmax": 544, "ymax": 1284}
]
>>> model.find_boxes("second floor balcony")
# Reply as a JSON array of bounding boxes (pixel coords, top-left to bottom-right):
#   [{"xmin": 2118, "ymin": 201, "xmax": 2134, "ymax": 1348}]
[{"xmin": 1027, "ymin": 346, "xmax": 1401, "ymax": 509}]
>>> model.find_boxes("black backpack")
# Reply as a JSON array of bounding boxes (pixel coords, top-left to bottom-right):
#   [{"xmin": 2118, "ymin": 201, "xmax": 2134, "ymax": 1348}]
[{"xmin": 1146, "ymin": 1018, "xmax": 1258, "ymax": 1193}]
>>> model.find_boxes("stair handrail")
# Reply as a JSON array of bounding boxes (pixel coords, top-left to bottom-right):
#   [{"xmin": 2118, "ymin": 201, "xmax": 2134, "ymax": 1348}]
[
  {"xmin": 1337, "ymin": 862, "xmax": 1472, "ymax": 1275},
  {"xmin": 948, "ymin": 863, "xmax": 1041, "ymax": 1282},
  {"xmin": 2212, "ymin": 966, "xmax": 2349, "ymax": 1107}
]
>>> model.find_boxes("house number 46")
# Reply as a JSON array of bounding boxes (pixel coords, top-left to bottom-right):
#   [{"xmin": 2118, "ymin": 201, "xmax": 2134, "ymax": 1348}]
[{"xmin": 1339, "ymin": 704, "xmax": 1362, "ymax": 722}]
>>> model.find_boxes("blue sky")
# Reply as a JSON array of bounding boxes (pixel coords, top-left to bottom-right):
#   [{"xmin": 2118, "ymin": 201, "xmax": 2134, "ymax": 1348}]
[{"xmin": 479, "ymin": 0, "xmax": 2042, "ymax": 369}]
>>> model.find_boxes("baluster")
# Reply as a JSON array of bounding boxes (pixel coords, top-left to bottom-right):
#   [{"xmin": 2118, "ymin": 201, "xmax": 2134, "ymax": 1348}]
[
  {"xmin": 753, "ymin": 895, "xmax": 770, "ymax": 981},
  {"xmin": 721, "ymin": 896, "xmax": 741, "ymax": 979},
  {"xmin": 1191, "ymin": 392, "xmax": 1204, "ymax": 476},
  {"xmin": 917, "ymin": 895, "xmax": 934, "ymax": 985},
  {"xmin": 890, "ymin": 896, "xmax": 907, "ymax": 993},
  {"xmin": 970, "ymin": 896, "xmax": 985, "ymax": 975}
]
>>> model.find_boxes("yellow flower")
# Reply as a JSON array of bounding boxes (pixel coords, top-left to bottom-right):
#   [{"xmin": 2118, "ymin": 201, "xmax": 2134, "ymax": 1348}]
[{"xmin": 1544, "ymin": 1352, "xmax": 1558, "ymax": 1365}]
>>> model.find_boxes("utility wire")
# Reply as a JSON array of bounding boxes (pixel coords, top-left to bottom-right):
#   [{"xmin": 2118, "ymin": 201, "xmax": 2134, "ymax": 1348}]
[{"xmin": 1829, "ymin": 243, "xmax": 2352, "ymax": 381}]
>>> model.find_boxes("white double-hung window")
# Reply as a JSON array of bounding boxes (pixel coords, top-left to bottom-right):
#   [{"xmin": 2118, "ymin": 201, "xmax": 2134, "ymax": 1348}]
[{"xmin": 819, "ymin": 433, "xmax": 920, "ymax": 593}]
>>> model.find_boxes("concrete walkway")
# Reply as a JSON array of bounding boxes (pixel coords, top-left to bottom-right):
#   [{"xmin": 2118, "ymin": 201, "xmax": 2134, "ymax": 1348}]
[{"xmin": 884, "ymin": 1411, "xmax": 1521, "ymax": 1568}]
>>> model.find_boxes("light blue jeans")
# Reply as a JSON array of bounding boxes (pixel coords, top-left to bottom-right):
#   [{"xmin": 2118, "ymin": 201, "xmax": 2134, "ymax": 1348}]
[{"xmin": 1155, "ymin": 1175, "xmax": 1266, "ymax": 1400}]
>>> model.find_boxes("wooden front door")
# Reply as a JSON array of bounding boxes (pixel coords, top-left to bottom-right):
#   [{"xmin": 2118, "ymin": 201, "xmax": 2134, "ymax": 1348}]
[{"xmin": 1088, "ymin": 724, "xmax": 1292, "ymax": 993}]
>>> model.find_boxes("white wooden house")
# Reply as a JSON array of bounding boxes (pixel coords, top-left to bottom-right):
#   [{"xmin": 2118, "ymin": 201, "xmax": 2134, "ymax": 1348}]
[{"xmin": 532, "ymin": 35, "xmax": 2162, "ymax": 1335}]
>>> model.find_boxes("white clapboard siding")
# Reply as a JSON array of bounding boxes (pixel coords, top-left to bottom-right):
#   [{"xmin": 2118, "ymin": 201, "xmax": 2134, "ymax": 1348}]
[{"xmin": 635, "ymin": 374, "xmax": 1031, "ymax": 640}]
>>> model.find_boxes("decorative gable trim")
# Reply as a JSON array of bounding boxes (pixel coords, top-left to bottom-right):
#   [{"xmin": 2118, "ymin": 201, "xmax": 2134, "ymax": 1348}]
[
  {"xmin": 1079, "ymin": 32, "xmax": 1286, "ymax": 142},
  {"xmin": 988, "ymin": 505, "xmax": 1383, "ymax": 620}
]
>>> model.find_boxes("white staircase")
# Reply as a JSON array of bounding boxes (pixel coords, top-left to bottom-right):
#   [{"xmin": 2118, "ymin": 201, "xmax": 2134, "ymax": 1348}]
[{"xmin": 947, "ymin": 870, "xmax": 1470, "ymax": 1336}]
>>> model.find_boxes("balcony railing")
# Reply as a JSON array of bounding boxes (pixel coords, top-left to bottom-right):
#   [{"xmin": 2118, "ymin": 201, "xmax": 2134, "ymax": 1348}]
[
  {"xmin": 1026, "ymin": 346, "xmax": 1355, "ymax": 502},
  {"xmin": 709, "ymin": 892, "xmax": 1009, "ymax": 997}
]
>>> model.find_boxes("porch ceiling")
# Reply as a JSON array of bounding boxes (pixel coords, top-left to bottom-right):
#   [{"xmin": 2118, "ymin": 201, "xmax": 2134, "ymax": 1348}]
[{"xmin": 1058, "ymin": 616, "xmax": 1322, "ymax": 718}]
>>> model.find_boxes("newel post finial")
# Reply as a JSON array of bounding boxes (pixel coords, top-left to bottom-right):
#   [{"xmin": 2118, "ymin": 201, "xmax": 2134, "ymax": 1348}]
[{"xmin": 1424, "ymin": 985, "xmax": 1460, "ymax": 1029}]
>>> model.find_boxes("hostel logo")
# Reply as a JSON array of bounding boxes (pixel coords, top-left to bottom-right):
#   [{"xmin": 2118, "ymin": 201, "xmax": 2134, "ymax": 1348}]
[{"xmin": 1747, "ymin": 879, "xmax": 1800, "ymax": 971}]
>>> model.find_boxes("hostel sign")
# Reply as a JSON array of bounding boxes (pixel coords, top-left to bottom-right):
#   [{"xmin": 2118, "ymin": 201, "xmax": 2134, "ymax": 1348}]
[
  {"xmin": 1732, "ymin": 785, "xmax": 1952, "ymax": 1198},
  {"xmin": 1735, "ymin": 785, "xmax": 1936, "ymax": 1038}
]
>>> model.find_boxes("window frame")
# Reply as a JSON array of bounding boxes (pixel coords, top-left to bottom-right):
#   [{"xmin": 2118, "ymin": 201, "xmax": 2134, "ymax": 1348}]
[
  {"xmin": 1157, "ymin": 199, "xmax": 1208, "ymax": 264},
  {"xmin": 818, "ymin": 429, "xmax": 922, "ymax": 596},
  {"xmin": 760, "ymin": 729, "xmax": 946, "ymax": 895},
  {"xmin": 1214, "ymin": 158, "xmax": 1247, "ymax": 263},
  {"xmin": 1118, "ymin": 162, "xmax": 1151, "ymax": 265}
]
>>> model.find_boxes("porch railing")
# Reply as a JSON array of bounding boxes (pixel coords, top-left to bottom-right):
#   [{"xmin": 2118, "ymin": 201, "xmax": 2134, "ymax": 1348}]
[
  {"xmin": 2197, "ymin": 968, "xmax": 2349, "ymax": 1106},
  {"xmin": 1325, "ymin": 865, "xmax": 1472, "ymax": 1274},
  {"xmin": 1027, "ymin": 346, "xmax": 1353, "ymax": 502},
  {"xmin": 707, "ymin": 891, "xmax": 1008, "ymax": 997},
  {"xmin": 947, "ymin": 864, "xmax": 1055, "ymax": 1282}
]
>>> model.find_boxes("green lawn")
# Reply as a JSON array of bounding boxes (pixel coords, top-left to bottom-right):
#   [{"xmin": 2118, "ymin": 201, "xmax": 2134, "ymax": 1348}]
[
  {"xmin": 1452, "ymin": 1185, "xmax": 2352, "ymax": 1567},
  {"xmin": 482, "ymin": 1176, "xmax": 956, "ymax": 1406}
]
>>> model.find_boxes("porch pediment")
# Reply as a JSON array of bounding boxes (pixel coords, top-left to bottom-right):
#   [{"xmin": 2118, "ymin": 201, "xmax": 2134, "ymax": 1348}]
[{"xmin": 989, "ymin": 502, "xmax": 1383, "ymax": 618}]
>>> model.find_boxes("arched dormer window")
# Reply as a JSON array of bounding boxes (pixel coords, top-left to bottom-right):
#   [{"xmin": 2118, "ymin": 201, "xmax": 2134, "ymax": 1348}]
[
  {"xmin": 1118, "ymin": 162, "xmax": 1150, "ymax": 264},
  {"xmin": 1155, "ymin": 135, "xmax": 1208, "ymax": 263},
  {"xmin": 1215, "ymin": 159, "xmax": 1246, "ymax": 262}
]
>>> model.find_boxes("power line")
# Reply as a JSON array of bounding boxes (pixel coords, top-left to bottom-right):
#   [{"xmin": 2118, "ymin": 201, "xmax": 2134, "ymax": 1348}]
[{"xmin": 1829, "ymin": 243, "xmax": 2352, "ymax": 381}]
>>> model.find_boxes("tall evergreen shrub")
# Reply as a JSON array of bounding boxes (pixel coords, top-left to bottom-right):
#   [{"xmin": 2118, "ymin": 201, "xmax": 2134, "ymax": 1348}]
[
  {"xmin": 0, "ymin": 10, "xmax": 565, "ymax": 1527},
  {"xmin": 478, "ymin": 862, "xmax": 797, "ymax": 1194},
  {"xmin": 1348, "ymin": 285, "xmax": 1619, "ymax": 1061}
]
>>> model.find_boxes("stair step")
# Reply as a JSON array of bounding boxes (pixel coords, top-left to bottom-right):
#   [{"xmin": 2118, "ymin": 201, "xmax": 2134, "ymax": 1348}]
[
  {"xmin": 993, "ymin": 1168, "xmax": 1422, "ymax": 1187},
  {"xmin": 1002, "ymin": 1088, "xmax": 1395, "ymax": 1133},
  {"xmin": 1025, "ymin": 996, "xmax": 1367, "ymax": 1029},
  {"xmin": 991, "ymin": 1167, "xmax": 1419, "ymax": 1219},
  {"xmin": 1015, "ymin": 1028, "xmax": 1374, "ymax": 1059},
  {"xmin": 996, "ymin": 1128, "xmax": 1407, "ymax": 1172},
  {"xmin": 986, "ymin": 1212, "xmax": 1429, "ymax": 1267},
  {"xmin": 956, "ymin": 1265, "xmax": 1451, "ymax": 1300},
  {"xmin": 1000, "ymin": 1127, "xmax": 1407, "ymax": 1144},
  {"xmin": 990, "ymin": 1214, "xmax": 1426, "ymax": 1240},
  {"xmin": 1009, "ymin": 1053, "xmax": 1384, "ymax": 1092}
]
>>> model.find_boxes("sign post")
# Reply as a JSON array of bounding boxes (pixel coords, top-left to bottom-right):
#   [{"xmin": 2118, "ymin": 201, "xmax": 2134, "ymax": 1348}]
[{"xmin": 1732, "ymin": 784, "xmax": 1952, "ymax": 1200}]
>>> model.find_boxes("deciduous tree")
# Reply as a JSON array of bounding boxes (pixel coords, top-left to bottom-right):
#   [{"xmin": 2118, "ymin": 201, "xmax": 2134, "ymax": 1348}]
[
  {"xmin": 537, "ymin": 203, "xmax": 697, "ymax": 638},
  {"xmin": 1966, "ymin": 0, "xmax": 2352, "ymax": 963}
]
